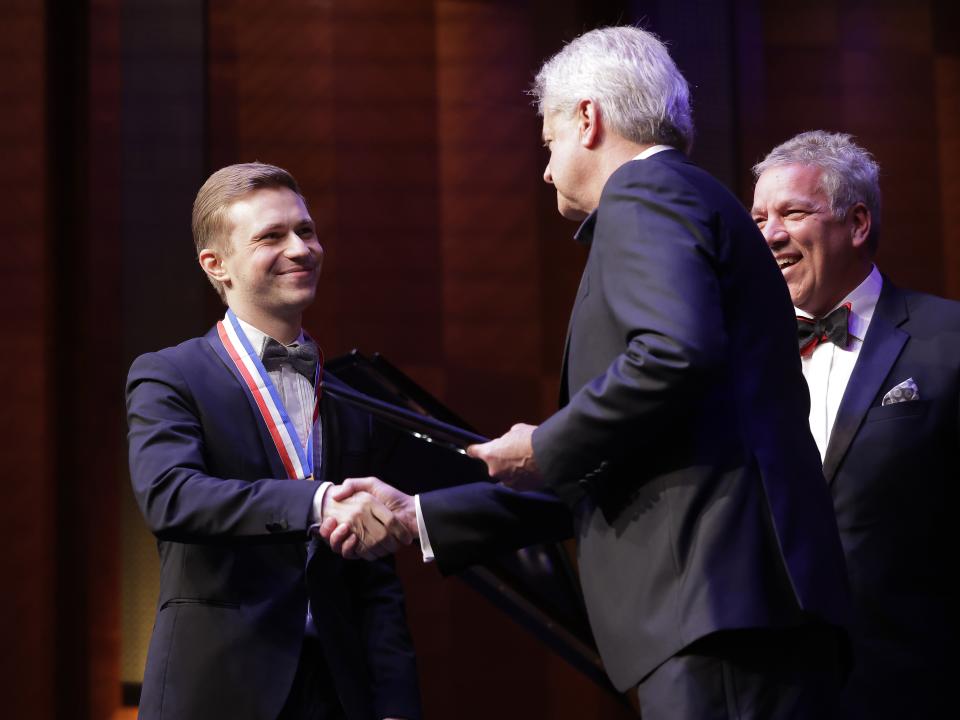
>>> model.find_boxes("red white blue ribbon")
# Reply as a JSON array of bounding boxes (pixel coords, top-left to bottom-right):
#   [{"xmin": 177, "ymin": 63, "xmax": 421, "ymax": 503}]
[{"xmin": 216, "ymin": 309, "xmax": 320, "ymax": 479}]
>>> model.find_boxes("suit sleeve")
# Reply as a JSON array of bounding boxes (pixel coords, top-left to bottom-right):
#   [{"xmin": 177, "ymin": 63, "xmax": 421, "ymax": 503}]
[
  {"xmin": 419, "ymin": 482, "xmax": 574, "ymax": 575},
  {"xmin": 126, "ymin": 351, "xmax": 319, "ymax": 543},
  {"xmin": 533, "ymin": 165, "xmax": 727, "ymax": 505}
]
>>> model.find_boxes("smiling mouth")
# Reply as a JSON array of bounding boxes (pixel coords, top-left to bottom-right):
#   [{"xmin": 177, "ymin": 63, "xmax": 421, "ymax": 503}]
[{"xmin": 776, "ymin": 257, "xmax": 800, "ymax": 270}]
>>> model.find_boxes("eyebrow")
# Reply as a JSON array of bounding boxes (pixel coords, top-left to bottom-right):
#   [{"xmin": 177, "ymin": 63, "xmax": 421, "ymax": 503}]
[{"xmin": 253, "ymin": 218, "xmax": 314, "ymax": 237}]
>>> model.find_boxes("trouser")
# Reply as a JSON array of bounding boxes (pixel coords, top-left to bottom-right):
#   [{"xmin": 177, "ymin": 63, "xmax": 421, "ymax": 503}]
[
  {"xmin": 636, "ymin": 625, "xmax": 844, "ymax": 720},
  {"xmin": 277, "ymin": 637, "xmax": 347, "ymax": 720}
]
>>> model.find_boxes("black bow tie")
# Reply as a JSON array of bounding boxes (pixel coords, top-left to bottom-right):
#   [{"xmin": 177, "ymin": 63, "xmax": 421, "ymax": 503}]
[
  {"xmin": 797, "ymin": 304, "xmax": 850, "ymax": 357},
  {"xmin": 261, "ymin": 339, "xmax": 319, "ymax": 380}
]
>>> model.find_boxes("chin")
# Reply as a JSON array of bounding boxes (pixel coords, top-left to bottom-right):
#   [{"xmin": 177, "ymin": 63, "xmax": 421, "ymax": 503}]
[{"xmin": 558, "ymin": 203, "xmax": 589, "ymax": 222}]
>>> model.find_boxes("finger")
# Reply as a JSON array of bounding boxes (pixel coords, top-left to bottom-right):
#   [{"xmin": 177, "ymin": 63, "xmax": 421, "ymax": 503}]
[
  {"xmin": 400, "ymin": 516, "xmax": 418, "ymax": 544},
  {"xmin": 341, "ymin": 534, "xmax": 360, "ymax": 560},
  {"xmin": 389, "ymin": 514, "xmax": 414, "ymax": 545},
  {"xmin": 331, "ymin": 478, "xmax": 364, "ymax": 501},
  {"xmin": 328, "ymin": 523, "xmax": 352, "ymax": 554},
  {"xmin": 378, "ymin": 534, "xmax": 398, "ymax": 555},
  {"xmin": 318, "ymin": 517, "xmax": 338, "ymax": 541},
  {"xmin": 370, "ymin": 504, "xmax": 400, "ymax": 544}
]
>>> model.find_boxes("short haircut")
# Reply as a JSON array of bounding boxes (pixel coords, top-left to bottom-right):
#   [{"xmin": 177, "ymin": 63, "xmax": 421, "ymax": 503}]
[
  {"xmin": 529, "ymin": 26, "xmax": 694, "ymax": 154},
  {"xmin": 753, "ymin": 131, "xmax": 882, "ymax": 254},
  {"xmin": 192, "ymin": 162, "xmax": 304, "ymax": 302}
]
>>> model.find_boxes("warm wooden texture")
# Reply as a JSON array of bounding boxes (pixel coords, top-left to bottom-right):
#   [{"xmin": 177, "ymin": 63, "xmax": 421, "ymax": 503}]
[
  {"xmin": 0, "ymin": 2, "xmax": 55, "ymax": 719},
  {"xmin": 741, "ymin": 0, "xmax": 949, "ymax": 297},
  {"xmin": 50, "ymin": 0, "xmax": 124, "ymax": 717},
  {"xmin": 7, "ymin": 1, "xmax": 960, "ymax": 718}
]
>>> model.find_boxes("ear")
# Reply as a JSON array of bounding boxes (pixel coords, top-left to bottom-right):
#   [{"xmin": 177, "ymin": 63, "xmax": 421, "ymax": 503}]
[
  {"xmin": 576, "ymin": 99, "xmax": 601, "ymax": 149},
  {"xmin": 848, "ymin": 203, "xmax": 872, "ymax": 250},
  {"xmin": 199, "ymin": 247, "xmax": 230, "ymax": 287}
]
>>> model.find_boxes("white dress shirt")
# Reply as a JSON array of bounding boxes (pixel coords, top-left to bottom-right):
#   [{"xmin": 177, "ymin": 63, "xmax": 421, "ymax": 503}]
[{"xmin": 798, "ymin": 265, "xmax": 882, "ymax": 461}]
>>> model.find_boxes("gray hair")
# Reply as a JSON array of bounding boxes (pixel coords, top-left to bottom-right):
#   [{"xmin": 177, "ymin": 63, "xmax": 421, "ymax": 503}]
[
  {"xmin": 530, "ymin": 26, "xmax": 694, "ymax": 153},
  {"xmin": 753, "ymin": 130, "xmax": 882, "ymax": 253}
]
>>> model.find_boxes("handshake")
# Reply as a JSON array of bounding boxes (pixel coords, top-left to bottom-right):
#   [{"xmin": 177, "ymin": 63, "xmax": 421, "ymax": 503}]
[
  {"xmin": 318, "ymin": 477, "xmax": 417, "ymax": 561},
  {"xmin": 317, "ymin": 422, "xmax": 542, "ymax": 561}
]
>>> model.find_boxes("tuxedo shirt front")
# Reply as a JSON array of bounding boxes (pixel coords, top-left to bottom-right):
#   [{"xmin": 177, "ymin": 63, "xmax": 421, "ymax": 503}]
[
  {"xmin": 799, "ymin": 265, "xmax": 881, "ymax": 460},
  {"xmin": 804, "ymin": 276, "xmax": 960, "ymax": 719}
]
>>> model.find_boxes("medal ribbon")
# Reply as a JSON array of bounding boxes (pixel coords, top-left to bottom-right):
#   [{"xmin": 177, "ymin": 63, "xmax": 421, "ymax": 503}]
[{"xmin": 217, "ymin": 309, "xmax": 321, "ymax": 479}]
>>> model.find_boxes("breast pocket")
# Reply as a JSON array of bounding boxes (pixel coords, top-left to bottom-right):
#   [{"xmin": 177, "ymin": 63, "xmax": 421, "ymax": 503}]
[{"xmin": 863, "ymin": 399, "xmax": 929, "ymax": 424}]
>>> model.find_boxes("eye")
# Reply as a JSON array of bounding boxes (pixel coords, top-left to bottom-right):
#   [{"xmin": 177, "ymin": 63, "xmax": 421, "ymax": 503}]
[{"xmin": 752, "ymin": 215, "xmax": 766, "ymax": 228}]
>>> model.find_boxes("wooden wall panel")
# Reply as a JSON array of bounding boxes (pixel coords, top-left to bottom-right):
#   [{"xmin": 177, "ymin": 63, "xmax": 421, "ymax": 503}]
[
  {"xmin": 328, "ymin": 0, "xmax": 442, "ymax": 377},
  {"xmin": 436, "ymin": 0, "xmax": 542, "ymax": 434},
  {"xmin": 743, "ymin": 0, "xmax": 945, "ymax": 295},
  {"xmin": 934, "ymin": 0, "xmax": 960, "ymax": 299},
  {"xmin": 0, "ymin": 2, "xmax": 55, "ymax": 718}
]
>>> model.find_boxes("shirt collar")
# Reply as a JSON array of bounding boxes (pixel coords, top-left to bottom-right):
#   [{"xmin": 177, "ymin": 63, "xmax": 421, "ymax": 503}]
[
  {"xmin": 794, "ymin": 264, "xmax": 881, "ymax": 342},
  {"xmin": 230, "ymin": 313, "xmax": 306, "ymax": 358},
  {"xmin": 632, "ymin": 144, "xmax": 675, "ymax": 160}
]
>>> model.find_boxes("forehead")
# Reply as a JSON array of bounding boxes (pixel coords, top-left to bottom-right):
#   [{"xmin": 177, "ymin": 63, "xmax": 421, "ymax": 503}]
[
  {"xmin": 754, "ymin": 163, "xmax": 826, "ymax": 205},
  {"xmin": 541, "ymin": 110, "xmax": 573, "ymax": 138},
  {"xmin": 225, "ymin": 186, "xmax": 310, "ymax": 227}
]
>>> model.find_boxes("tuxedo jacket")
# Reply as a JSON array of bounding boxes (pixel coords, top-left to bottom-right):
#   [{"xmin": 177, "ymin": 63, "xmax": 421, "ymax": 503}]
[
  {"xmin": 420, "ymin": 150, "xmax": 851, "ymax": 691},
  {"xmin": 126, "ymin": 326, "xmax": 421, "ymax": 720},
  {"xmin": 825, "ymin": 279, "xmax": 959, "ymax": 719}
]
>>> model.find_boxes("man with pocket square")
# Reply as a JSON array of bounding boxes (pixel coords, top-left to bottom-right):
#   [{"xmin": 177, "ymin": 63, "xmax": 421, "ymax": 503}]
[{"xmin": 752, "ymin": 130, "xmax": 959, "ymax": 719}]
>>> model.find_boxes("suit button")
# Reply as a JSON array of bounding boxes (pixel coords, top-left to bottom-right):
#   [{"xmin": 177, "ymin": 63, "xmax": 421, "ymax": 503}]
[{"xmin": 266, "ymin": 520, "xmax": 288, "ymax": 533}]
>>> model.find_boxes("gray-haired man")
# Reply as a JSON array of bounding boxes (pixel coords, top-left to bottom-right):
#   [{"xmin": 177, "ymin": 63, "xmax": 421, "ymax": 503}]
[
  {"xmin": 328, "ymin": 28, "xmax": 853, "ymax": 719},
  {"xmin": 752, "ymin": 130, "xmax": 959, "ymax": 719}
]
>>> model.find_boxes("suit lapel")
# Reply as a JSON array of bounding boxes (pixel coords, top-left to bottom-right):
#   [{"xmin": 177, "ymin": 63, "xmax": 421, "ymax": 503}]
[
  {"xmin": 822, "ymin": 280, "xmax": 909, "ymax": 483},
  {"xmin": 316, "ymin": 391, "xmax": 337, "ymax": 484},
  {"xmin": 204, "ymin": 325, "xmax": 290, "ymax": 480},
  {"xmin": 558, "ymin": 211, "xmax": 599, "ymax": 407}
]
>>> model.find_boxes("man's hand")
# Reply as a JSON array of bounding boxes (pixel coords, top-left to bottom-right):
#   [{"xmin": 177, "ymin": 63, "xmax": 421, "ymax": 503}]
[
  {"xmin": 320, "ymin": 480, "xmax": 413, "ymax": 561},
  {"xmin": 320, "ymin": 477, "xmax": 416, "ymax": 560},
  {"xmin": 466, "ymin": 422, "xmax": 543, "ymax": 491}
]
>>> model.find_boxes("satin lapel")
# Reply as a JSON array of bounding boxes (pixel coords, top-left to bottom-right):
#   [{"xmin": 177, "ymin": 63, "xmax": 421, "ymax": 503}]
[
  {"xmin": 316, "ymin": 390, "xmax": 338, "ymax": 484},
  {"xmin": 822, "ymin": 282, "xmax": 909, "ymax": 483},
  {"xmin": 204, "ymin": 325, "xmax": 289, "ymax": 480}
]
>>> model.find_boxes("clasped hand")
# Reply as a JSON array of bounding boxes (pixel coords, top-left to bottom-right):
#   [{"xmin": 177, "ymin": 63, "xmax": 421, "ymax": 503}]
[
  {"xmin": 319, "ymin": 424, "xmax": 541, "ymax": 561},
  {"xmin": 320, "ymin": 478, "xmax": 417, "ymax": 560}
]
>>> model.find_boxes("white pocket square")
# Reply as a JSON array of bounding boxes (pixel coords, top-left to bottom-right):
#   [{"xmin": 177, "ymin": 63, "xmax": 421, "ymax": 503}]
[{"xmin": 882, "ymin": 377, "xmax": 919, "ymax": 405}]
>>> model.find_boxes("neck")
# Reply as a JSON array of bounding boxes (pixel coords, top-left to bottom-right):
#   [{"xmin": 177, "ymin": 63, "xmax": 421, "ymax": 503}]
[
  {"xmin": 229, "ymin": 305, "xmax": 302, "ymax": 344},
  {"xmin": 803, "ymin": 262, "xmax": 874, "ymax": 317},
  {"xmin": 593, "ymin": 140, "xmax": 662, "ymax": 204}
]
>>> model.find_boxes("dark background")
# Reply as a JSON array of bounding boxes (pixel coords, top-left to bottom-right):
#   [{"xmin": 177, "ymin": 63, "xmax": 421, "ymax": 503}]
[{"xmin": 2, "ymin": 0, "xmax": 958, "ymax": 718}]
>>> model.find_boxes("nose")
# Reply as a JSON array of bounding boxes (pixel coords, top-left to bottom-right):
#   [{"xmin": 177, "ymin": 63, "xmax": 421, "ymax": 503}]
[
  {"xmin": 543, "ymin": 163, "xmax": 553, "ymax": 185},
  {"xmin": 761, "ymin": 217, "xmax": 788, "ymax": 248},
  {"xmin": 284, "ymin": 231, "xmax": 318, "ymax": 260}
]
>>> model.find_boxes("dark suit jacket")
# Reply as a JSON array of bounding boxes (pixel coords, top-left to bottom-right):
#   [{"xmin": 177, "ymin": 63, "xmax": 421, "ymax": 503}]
[
  {"xmin": 825, "ymin": 279, "xmax": 959, "ymax": 718},
  {"xmin": 126, "ymin": 327, "xmax": 421, "ymax": 720},
  {"xmin": 421, "ymin": 150, "xmax": 851, "ymax": 692}
]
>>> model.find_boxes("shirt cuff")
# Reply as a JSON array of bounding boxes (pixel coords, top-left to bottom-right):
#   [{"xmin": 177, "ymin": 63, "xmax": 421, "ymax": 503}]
[
  {"xmin": 414, "ymin": 494, "xmax": 435, "ymax": 563},
  {"xmin": 307, "ymin": 481, "xmax": 333, "ymax": 536}
]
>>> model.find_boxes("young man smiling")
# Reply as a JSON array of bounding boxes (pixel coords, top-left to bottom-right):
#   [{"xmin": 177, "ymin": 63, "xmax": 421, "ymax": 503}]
[{"xmin": 126, "ymin": 162, "xmax": 420, "ymax": 720}]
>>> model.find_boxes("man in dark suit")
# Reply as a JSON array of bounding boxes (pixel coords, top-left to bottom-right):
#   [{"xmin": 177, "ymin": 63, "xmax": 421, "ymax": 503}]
[
  {"xmin": 126, "ymin": 162, "xmax": 420, "ymax": 720},
  {"xmin": 324, "ymin": 27, "xmax": 851, "ymax": 719},
  {"xmin": 751, "ymin": 131, "xmax": 958, "ymax": 718}
]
